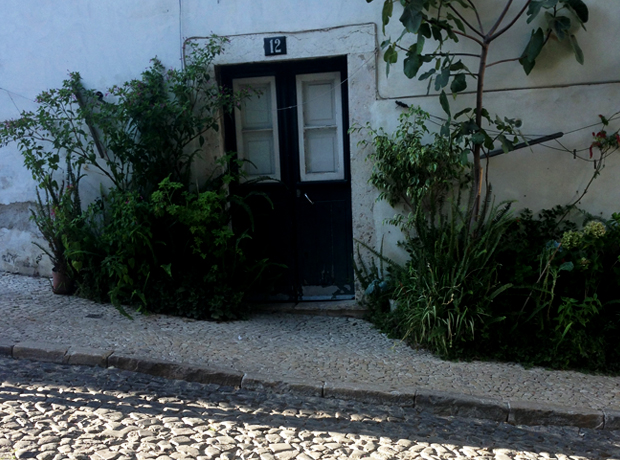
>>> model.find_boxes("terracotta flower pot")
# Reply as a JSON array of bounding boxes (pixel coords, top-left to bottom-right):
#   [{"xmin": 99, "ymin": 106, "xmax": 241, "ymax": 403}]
[{"xmin": 52, "ymin": 269, "xmax": 73, "ymax": 295}]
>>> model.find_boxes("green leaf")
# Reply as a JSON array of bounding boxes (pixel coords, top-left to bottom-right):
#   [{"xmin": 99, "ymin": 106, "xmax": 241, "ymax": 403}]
[
  {"xmin": 161, "ymin": 263, "xmax": 173, "ymax": 277},
  {"xmin": 519, "ymin": 56, "xmax": 536, "ymax": 75},
  {"xmin": 384, "ymin": 45, "xmax": 398, "ymax": 64},
  {"xmin": 559, "ymin": 261, "xmax": 574, "ymax": 272},
  {"xmin": 550, "ymin": 15, "xmax": 571, "ymax": 41},
  {"xmin": 400, "ymin": 3, "xmax": 423, "ymax": 33},
  {"xmin": 449, "ymin": 60, "xmax": 467, "ymax": 72},
  {"xmin": 569, "ymin": 34, "xmax": 585, "ymax": 64},
  {"xmin": 471, "ymin": 132, "xmax": 485, "ymax": 145},
  {"xmin": 525, "ymin": 28, "xmax": 545, "ymax": 62},
  {"xmin": 450, "ymin": 74, "xmax": 467, "ymax": 93},
  {"xmin": 453, "ymin": 16, "xmax": 465, "ymax": 33},
  {"xmin": 382, "ymin": 0, "xmax": 393, "ymax": 33},
  {"xmin": 519, "ymin": 28, "xmax": 545, "ymax": 75},
  {"xmin": 561, "ymin": 0, "xmax": 589, "ymax": 24},
  {"xmin": 434, "ymin": 66, "xmax": 450, "ymax": 91},
  {"xmin": 418, "ymin": 68, "xmax": 435, "ymax": 81},
  {"xmin": 419, "ymin": 22, "xmax": 431, "ymax": 38},
  {"xmin": 527, "ymin": 0, "xmax": 558, "ymax": 23},
  {"xmin": 498, "ymin": 134, "xmax": 514, "ymax": 153},
  {"xmin": 403, "ymin": 53, "xmax": 423, "ymax": 78},
  {"xmin": 454, "ymin": 108, "xmax": 473, "ymax": 119},
  {"xmin": 416, "ymin": 33, "xmax": 426, "ymax": 54},
  {"xmin": 440, "ymin": 120, "xmax": 451, "ymax": 137},
  {"xmin": 439, "ymin": 90, "xmax": 451, "ymax": 117}
]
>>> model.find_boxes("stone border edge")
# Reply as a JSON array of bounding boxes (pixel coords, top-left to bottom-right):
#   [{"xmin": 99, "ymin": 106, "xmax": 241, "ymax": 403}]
[{"xmin": 1, "ymin": 341, "xmax": 615, "ymax": 430}]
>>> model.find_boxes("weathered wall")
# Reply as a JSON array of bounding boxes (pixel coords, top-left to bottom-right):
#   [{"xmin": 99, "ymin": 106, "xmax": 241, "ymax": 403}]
[
  {"xmin": 0, "ymin": 0, "xmax": 180, "ymax": 274},
  {"xmin": 1, "ymin": 0, "xmax": 619, "ymax": 279}
]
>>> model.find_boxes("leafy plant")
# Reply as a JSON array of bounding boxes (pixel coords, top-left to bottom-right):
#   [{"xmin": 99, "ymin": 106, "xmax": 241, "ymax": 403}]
[
  {"xmin": 396, "ymin": 191, "xmax": 513, "ymax": 356},
  {"xmin": 368, "ymin": 0, "xmax": 589, "ymax": 220},
  {"xmin": 1, "ymin": 37, "xmax": 270, "ymax": 320},
  {"xmin": 486, "ymin": 210, "xmax": 620, "ymax": 371},
  {"xmin": 354, "ymin": 106, "xmax": 469, "ymax": 226}
]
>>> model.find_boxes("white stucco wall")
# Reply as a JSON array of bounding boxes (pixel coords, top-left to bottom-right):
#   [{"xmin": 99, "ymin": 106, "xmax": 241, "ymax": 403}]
[
  {"xmin": 0, "ymin": 0, "xmax": 180, "ymax": 274},
  {"xmin": 1, "ymin": 0, "xmax": 618, "ymax": 280}
]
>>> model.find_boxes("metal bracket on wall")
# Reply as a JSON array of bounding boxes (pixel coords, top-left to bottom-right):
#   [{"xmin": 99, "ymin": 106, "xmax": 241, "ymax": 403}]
[{"xmin": 482, "ymin": 132, "xmax": 565, "ymax": 159}]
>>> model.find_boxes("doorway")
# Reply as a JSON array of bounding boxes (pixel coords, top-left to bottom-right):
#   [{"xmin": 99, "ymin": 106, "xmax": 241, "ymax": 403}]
[{"xmin": 220, "ymin": 57, "xmax": 354, "ymax": 301}]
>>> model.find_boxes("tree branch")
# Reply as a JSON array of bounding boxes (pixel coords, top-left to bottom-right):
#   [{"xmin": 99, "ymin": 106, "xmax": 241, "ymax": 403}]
[
  {"xmin": 490, "ymin": 0, "xmax": 533, "ymax": 41},
  {"xmin": 448, "ymin": 4, "xmax": 485, "ymax": 38},
  {"xmin": 467, "ymin": 0, "xmax": 485, "ymax": 35},
  {"xmin": 428, "ymin": 18, "xmax": 485, "ymax": 46},
  {"xmin": 487, "ymin": 0, "xmax": 516, "ymax": 39},
  {"xmin": 486, "ymin": 57, "xmax": 521, "ymax": 67}
]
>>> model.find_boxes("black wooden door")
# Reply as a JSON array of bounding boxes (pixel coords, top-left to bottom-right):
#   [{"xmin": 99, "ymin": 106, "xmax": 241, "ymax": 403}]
[{"xmin": 221, "ymin": 57, "xmax": 354, "ymax": 301}]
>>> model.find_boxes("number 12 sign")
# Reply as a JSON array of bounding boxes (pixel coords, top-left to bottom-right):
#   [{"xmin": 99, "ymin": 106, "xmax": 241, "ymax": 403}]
[{"xmin": 264, "ymin": 36, "xmax": 287, "ymax": 56}]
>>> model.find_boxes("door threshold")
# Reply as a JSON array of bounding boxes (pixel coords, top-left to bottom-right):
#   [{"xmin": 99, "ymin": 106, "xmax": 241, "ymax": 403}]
[{"xmin": 255, "ymin": 299, "xmax": 367, "ymax": 318}]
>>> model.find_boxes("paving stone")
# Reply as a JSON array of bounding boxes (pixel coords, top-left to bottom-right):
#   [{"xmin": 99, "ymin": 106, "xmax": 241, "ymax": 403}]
[{"xmin": 3, "ymin": 272, "xmax": 620, "ymax": 460}]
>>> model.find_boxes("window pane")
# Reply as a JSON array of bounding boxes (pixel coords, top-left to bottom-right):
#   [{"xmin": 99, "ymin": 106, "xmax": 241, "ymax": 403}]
[
  {"xmin": 242, "ymin": 83, "xmax": 272, "ymax": 129},
  {"xmin": 233, "ymin": 76, "xmax": 280, "ymax": 180},
  {"xmin": 305, "ymin": 128, "xmax": 337, "ymax": 173},
  {"xmin": 304, "ymin": 82, "xmax": 335, "ymax": 126},
  {"xmin": 243, "ymin": 131, "xmax": 275, "ymax": 176}
]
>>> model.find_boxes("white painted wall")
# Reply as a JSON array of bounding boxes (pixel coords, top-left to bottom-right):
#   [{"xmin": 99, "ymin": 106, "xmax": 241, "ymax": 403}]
[
  {"xmin": 0, "ymin": 0, "xmax": 618, "ymax": 281},
  {"xmin": 0, "ymin": 0, "xmax": 180, "ymax": 274}
]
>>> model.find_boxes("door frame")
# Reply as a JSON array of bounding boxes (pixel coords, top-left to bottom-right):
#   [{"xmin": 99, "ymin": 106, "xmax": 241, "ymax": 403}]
[
  {"xmin": 196, "ymin": 24, "xmax": 378, "ymax": 301},
  {"xmin": 219, "ymin": 56, "xmax": 354, "ymax": 302}
]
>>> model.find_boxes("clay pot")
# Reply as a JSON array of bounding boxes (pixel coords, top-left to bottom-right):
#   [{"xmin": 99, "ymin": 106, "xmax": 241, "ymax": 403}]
[{"xmin": 52, "ymin": 268, "xmax": 73, "ymax": 295}]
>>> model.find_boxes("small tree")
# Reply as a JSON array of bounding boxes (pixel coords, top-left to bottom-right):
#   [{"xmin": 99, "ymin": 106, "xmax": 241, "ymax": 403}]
[{"xmin": 369, "ymin": 0, "xmax": 589, "ymax": 220}]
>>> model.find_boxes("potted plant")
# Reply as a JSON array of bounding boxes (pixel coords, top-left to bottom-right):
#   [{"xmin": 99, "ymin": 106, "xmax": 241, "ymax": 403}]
[{"xmin": 30, "ymin": 166, "xmax": 82, "ymax": 294}]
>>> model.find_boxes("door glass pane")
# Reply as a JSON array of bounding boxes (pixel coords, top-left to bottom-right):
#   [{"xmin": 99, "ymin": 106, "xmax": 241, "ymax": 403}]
[
  {"xmin": 305, "ymin": 128, "xmax": 337, "ymax": 173},
  {"xmin": 296, "ymin": 72, "xmax": 344, "ymax": 182},
  {"xmin": 304, "ymin": 83, "xmax": 335, "ymax": 125},
  {"xmin": 244, "ymin": 131, "xmax": 275, "ymax": 175},
  {"xmin": 233, "ymin": 77, "xmax": 280, "ymax": 180},
  {"xmin": 242, "ymin": 83, "xmax": 273, "ymax": 129}
]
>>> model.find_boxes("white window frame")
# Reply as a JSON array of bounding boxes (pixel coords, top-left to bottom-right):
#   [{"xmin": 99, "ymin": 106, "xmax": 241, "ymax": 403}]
[
  {"xmin": 232, "ymin": 76, "xmax": 281, "ymax": 181},
  {"xmin": 296, "ymin": 72, "xmax": 344, "ymax": 182}
]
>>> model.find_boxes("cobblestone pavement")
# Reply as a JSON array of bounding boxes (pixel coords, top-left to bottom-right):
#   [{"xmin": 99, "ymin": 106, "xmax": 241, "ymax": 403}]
[
  {"xmin": 2, "ymin": 273, "xmax": 620, "ymax": 427},
  {"xmin": 1, "ymin": 356, "xmax": 619, "ymax": 460}
]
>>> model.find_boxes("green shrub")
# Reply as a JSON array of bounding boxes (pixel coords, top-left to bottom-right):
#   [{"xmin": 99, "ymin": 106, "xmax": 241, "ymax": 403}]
[
  {"xmin": 1, "ymin": 37, "xmax": 270, "ymax": 320},
  {"xmin": 395, "ymin": 193, "xmax": 513, "ymax": 357},
  {"xmin": 486, "ymin": 210, "xmax": 620, "ymax": 371}
]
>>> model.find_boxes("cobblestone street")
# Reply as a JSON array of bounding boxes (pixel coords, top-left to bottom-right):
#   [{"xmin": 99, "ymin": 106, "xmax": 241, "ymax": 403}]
[{"xmin": 1, "ymin": 356, "xmax": 618, "ymax": 460}]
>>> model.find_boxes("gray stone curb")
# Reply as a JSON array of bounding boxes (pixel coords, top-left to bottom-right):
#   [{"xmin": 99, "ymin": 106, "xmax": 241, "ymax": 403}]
[
  {"xmin": 415, "ymin": 389, "xmax": 509, "ymax": 422},
  {"xmin": 107, "ymin": 353, "xmax": 244, "ymax": 387},
  {"xmin": 0, "ymin": 339, "xmax": 14, "ymax": 357},
  {"xmin": 323, "ymin": 381, "xmax": 415, "ymax": 406},
  {"xmin": 508, "ymin": 400, "xmax": 605, "ymax": 429},
  {"xmin": 242, "ymin": 373, "xmax": 323, "ymax": 398},
  {"xmin": 12, "ymin": 340, "xmax": 69, "ymax": 364},
  {"xmin": 3, "ymin": 340, "xmax": 618, "ymax": 430}
]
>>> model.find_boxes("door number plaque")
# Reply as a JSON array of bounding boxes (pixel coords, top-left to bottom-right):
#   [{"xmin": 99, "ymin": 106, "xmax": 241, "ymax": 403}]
[{"xmin": 264, "ymin": 36, "xmax": 287, "ymax": 56}]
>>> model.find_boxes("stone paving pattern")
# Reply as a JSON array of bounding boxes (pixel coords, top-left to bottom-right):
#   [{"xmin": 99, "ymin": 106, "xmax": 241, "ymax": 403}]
[
  {"xmin": 1, "ymin": 356, "xmax": 619, "ymax": 460},
  {"xmin": 1, "ymin": 273, "xmax": 620, "ymax": 425}
]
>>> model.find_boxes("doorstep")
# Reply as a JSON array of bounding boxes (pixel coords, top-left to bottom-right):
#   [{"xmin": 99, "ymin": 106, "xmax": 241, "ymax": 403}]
[{"xmin": 255, "ymin": 300, "xmax": 367, "ymax": 318}]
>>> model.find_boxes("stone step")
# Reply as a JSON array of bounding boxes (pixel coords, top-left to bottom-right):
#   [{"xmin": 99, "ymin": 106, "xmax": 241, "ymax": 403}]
[{"xmin": 255, "ymin": 300, "xmax": 367, "ymax": 318}]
